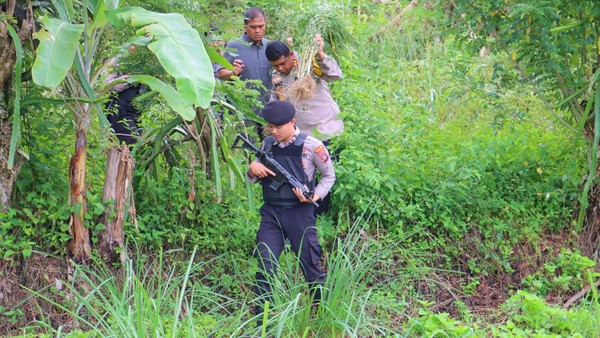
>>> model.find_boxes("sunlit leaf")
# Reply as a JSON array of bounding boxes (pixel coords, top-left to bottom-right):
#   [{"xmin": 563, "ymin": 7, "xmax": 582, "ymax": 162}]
[
  {"xmin": 127, "ymin": 75, "xmax": 196, "ymax": 120},
  {"xmin": 106, "ymin": 7, "xmax": 215, "ymax": 108},
  {"xmin": 206, "ymin": 43, "xmax": 233, "ymax": 70},
  {"xmin": 90, "ymin": 0, "xmax": 108, "ymax": 29},
  {"xmin": 32, "ymin": 17, "xmax": 84, "ymax": 88}
]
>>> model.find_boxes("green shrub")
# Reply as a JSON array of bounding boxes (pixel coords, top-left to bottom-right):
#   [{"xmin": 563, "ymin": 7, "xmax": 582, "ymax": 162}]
[
  {"xmin": 496, "ymin": 291, "xmax": 600, "ymax": 337},
  {"xmin": 330, "ymin": 15, "xmax": 583, "ymax": 272},
  {"xmin": 132, "ymin": 166, "xmax": 257, "ymax": 257},
  {"xmin": 521, "ymin": 249, "xmax": 597, "ymax": 296}
]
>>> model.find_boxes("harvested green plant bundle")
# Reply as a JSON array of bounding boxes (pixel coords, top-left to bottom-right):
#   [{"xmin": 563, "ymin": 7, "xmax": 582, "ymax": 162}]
[
  {"xmin": 273, "ymin": 1, "xmax": 349, "ymax": 102},
  {"xmin": 273, "ymin": 1, "xmax": 349, "ymax": 57},
  {"xmin": 286, "ymin": 44, "xmax": 319, "ymax": 102},
  {"xmin": 287, "ymin": 72, "xmax": 317, "ymax": 102}
]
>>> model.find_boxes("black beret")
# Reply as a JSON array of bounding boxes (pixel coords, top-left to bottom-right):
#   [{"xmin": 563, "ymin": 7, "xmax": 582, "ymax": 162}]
[{"xmin": 262, "ymin": 100, "xmax": 295, "ymax": 125}]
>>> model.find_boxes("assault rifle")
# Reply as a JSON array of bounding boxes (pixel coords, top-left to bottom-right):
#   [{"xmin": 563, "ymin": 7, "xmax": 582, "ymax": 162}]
[{"xmin": 232, "ymin": 134, "xmax": 319, "ymax": 207}]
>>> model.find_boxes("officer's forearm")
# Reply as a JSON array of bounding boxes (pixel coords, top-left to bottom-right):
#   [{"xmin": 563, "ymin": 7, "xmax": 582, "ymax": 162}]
[{"xmin": 217, "ymin": 68, "xmax": 234, "ymax": 81}]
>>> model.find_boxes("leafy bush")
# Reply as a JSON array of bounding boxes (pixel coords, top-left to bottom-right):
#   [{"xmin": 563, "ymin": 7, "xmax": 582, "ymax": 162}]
[
  {"xmin": 495, "ymin": 291, "xmax": 600, "ymax": 337},
  {"xmin": 330, "ymin": 9, "xmax": 583, "ymax": 271},
  {"xmin": 406, "ymin": 308, "xmax": 480, "ymax": 337},
  {"xmin": 132, "ymin": 165, "xmax": 258, "ymax": 258},
  {"xmin": 521, "ymin": 249, "xmax": 598, "ymax": 296}
]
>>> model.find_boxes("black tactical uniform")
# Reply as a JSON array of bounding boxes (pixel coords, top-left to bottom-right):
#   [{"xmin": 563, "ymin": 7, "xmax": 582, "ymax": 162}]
[
  {"xmin": 248, "ymin": 101, "xmax": 335, "ymax": 316},
  {"xmin": 106, "ymin": 73, "xmax": 144, "ymax": 146}
]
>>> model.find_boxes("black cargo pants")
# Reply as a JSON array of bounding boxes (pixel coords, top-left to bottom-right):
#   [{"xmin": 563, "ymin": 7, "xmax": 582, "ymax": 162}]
[{"xmin": 253, "ymin": 203, "xmax": 326, "ymax": 311}]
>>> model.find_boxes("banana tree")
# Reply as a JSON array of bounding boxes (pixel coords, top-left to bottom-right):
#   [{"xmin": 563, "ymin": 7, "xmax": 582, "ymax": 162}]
[
  {"xmin": 0, "ymin": 0, "xmax": 36, "ymax": 212},
  {"xmin": 31, "ymin": 0, "xmax": 216, "ymax": 263}
]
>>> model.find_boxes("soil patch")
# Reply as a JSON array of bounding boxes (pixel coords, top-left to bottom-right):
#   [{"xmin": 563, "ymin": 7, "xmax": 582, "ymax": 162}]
[{"xmin": 0, "ymin": 254, "xmax": 70, "ymax": 335}]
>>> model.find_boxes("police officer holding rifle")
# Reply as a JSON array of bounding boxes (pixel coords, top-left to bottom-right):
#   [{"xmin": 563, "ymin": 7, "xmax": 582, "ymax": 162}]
[{"xmin": 236, "ymin": 100, "xmax": 336, "ymax": 320}]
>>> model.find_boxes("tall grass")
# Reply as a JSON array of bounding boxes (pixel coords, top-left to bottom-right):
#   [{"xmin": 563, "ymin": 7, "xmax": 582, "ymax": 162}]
[
  {"xmin": 20, "ymin": 222, "xmax": 600, "ymax": 337},
  {"xmin": 20, "ymin": 199, "xmax": 439, "ymax": 337},
  {"xmin": 248, "ymin": 201, "xmax": 431, "ymax": 337},
  {"xmin": 27, "ymin": 247, "xmax": 251, "ymax": 337}
]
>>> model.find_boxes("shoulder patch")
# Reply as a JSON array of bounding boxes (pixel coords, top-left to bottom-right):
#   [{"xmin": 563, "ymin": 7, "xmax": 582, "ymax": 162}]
[
  {"xmin": 273, "ymin": 76, "xmax": 285, "ymax": 99},
  {"xmin": 312, "ymin": 58, "xmax": 324, "ymax": 76},
  {"xmin": 315, "ymin": 145, "xmax": 329, "ymax": 163}
]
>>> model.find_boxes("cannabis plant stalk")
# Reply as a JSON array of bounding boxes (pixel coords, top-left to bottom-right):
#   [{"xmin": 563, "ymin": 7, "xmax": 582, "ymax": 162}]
[{"xmin": 286, "ymin": 44, "xmax": 318, "ymax": 103}]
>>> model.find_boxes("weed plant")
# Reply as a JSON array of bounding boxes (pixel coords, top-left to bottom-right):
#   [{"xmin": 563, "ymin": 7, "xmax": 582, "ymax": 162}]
[
  {"xmin": 493, "ymin": 290, "xmax": 600, "ymax": 337},
  {"xmin": 405, "ymin": 273, "xmax": 600, "ymax": 337}
]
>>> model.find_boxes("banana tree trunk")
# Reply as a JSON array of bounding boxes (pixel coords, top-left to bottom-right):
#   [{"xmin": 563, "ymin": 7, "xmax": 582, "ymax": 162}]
[
  {"xmin": 582, "ymin": 181, "xmax": 600, "ymax": 258},
  {"xmin": 69, "ymin": 127, "xmax": 91, "ymax": 263},
  {"xmin": 98, "ymin": 146, "xmax": 134, "ymax": 264},
  {"xmin": 0, "ymin": 119, "xmax": 23, "ymax": 212},
  {"xmin": 0, "ymin": 0, "xmax": 34, "ymax": 211}
]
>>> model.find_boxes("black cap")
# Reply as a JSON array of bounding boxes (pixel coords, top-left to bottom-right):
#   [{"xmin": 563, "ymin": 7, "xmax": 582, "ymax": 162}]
[{"xmin": 262, "ymin": 100, "xmax": 295, "ymax": 125}]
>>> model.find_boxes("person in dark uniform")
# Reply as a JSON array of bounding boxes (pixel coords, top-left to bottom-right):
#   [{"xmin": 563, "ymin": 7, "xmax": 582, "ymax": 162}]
[
  {"xmin": 105, "ymin": 71, "xmax": 144, "ymax": 146},
  {"xmin": 215, "ymin": 7, "xmax": 272, "ymax": 105},
  {"xmin": 246, "ymin": 100, "xmax": 336, "ymax": 320}
]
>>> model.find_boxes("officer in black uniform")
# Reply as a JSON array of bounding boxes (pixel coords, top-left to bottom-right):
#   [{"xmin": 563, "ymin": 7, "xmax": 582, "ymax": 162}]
[
  {"xmin": 105, "ymin": 76, "xmax": 144, "ymax": 146},
  {"xmin": 247, "ymin": 100, "xmax": 336, "ymax": 318}
]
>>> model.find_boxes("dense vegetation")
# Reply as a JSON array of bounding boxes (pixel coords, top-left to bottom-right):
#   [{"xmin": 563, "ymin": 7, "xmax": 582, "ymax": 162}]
[{"xmin": 1, "ymin": 0, "xmax": 599, "ymax": 337}]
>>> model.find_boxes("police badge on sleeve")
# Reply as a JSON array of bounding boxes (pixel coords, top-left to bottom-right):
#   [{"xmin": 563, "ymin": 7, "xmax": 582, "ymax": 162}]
[{"xmin": 315, "ymin": 145, "xmax": 329, "ymax": 163}]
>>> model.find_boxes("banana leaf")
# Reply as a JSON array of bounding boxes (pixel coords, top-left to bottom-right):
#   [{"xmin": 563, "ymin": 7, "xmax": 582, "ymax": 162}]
[
  {"xmin": 88, "ymin": 0, "xmax": 119, "ymax": 28},
  {"xmin": 127, "ymin": 75, "xmax": 195, "ymax": 121},
  {"xmin": 205, "ymin": 43, "xmax": 233, "ymax": 71},
  {"xmin": 106, "ymin": 7, "xmax": 215, "ymax": 109},
  {"xmin": 32, "ymin": 17, "xmax": 84, "ymax": 88}
]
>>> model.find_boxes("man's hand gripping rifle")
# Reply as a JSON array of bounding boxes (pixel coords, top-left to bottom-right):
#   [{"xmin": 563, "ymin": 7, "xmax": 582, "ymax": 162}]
[{"xmin": 232, "ymin": 134, "xmax": 319, "ymax": 208}]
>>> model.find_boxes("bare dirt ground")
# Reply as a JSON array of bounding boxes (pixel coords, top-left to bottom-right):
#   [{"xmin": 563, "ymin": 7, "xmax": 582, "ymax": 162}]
[{"xmin": 0, "ymin": 254, "xmax": 71, "ymax": 335}]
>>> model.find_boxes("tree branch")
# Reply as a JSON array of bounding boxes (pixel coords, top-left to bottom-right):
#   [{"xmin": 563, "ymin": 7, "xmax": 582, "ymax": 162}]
[
  {"xmin": 564, "ymin": 280, "xmax": 600, "ymax": 309},
  {"xmin": 510, "ymin": 58, "xmax": 577, "ymax": 133},
  {"xmin": 555, "ymin": 70, "xmax": 583, "ymax": 118},
  {"xmin": 6, "ymin": 0, "xmax": 16, "ymax": 17}
]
